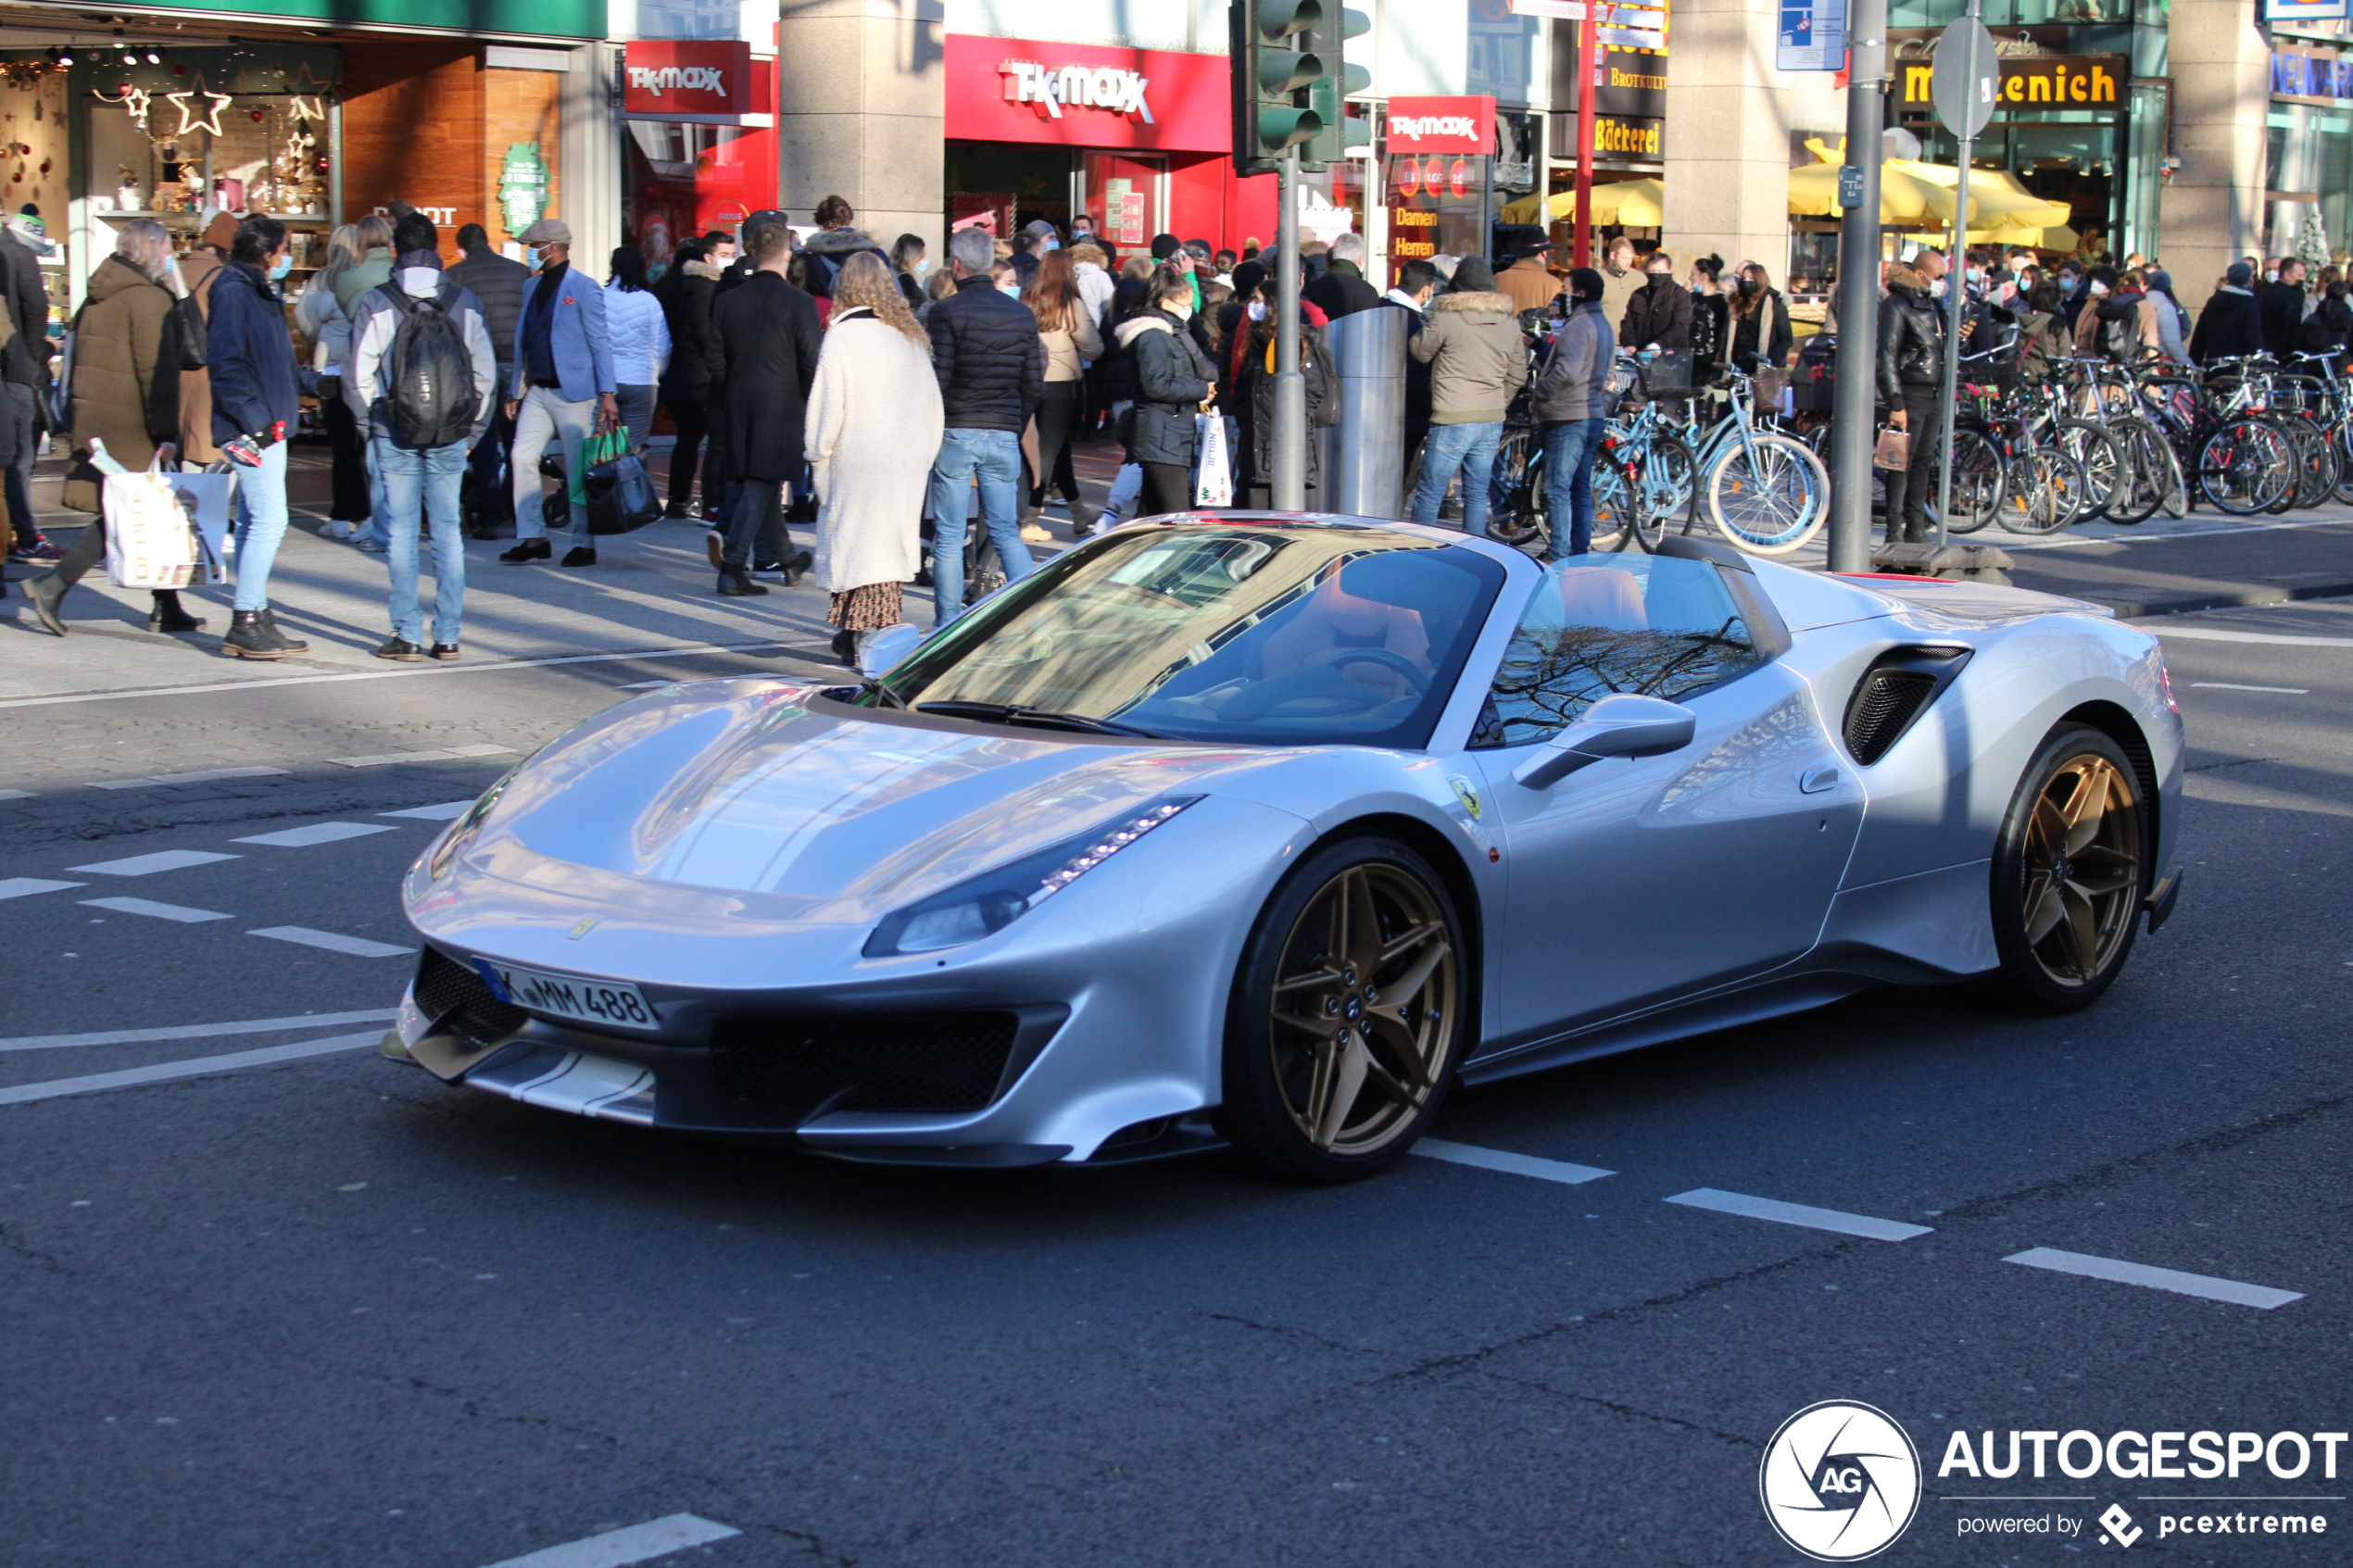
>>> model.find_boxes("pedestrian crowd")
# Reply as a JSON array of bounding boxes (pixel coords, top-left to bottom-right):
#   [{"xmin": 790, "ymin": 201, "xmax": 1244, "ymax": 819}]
[{"xmin": 15, "ymin": 187, "xmax": 2353, "ymax": 661}]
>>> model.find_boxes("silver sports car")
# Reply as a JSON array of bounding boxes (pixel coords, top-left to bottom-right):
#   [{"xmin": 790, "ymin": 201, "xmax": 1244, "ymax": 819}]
[{"xmin": 387, "ymin": 517, "xmax": 2183, "ymax": 1181}]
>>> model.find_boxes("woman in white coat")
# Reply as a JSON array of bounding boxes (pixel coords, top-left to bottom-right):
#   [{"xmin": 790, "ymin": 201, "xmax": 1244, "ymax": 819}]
[{"xmin": 806, "ymin": 251, "xmax": 946, "ymax": 659}]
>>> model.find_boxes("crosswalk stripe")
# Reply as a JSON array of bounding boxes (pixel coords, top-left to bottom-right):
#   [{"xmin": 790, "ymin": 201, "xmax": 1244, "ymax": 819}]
[
  {"xmin": 2004, "ymin": 1248, "xmax": 2303, "ymax": 1310},
  {"xmin": 78, "ymin": 897, "xmax": 233, "ymax": 923},
  {"xmin": 0, "ymin": 1033, "xmax": 382, "ymax": 1106},
  {"xmin": 1666, "ymin": 1187, "xmax": 1933, "ymax": 1242}
]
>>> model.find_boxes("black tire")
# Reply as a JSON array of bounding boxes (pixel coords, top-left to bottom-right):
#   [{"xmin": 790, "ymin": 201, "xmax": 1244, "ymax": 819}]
[
  {"xmin": 1216, "ymin": 836, "xmax": 1471, "ymax": 1183},
  {"xmin": 1982, "ymin": 723, "xmax": 2149, "ymax": 1013}
]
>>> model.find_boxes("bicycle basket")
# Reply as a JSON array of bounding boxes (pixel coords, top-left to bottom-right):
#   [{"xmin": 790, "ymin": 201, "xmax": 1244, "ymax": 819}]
[{"xmin": 1636, "ymin": 349, "xmax": 1695, "ymax": 398}]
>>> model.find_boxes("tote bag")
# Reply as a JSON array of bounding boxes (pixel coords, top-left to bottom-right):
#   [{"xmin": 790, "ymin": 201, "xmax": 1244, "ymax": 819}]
[
  {"xmin": 104, "ymin": 460, "xmax": 230, "ymax": 588},
  {"xmin": 1191, "ymin": 410, "xmax": 1234, "ymax": 508}
]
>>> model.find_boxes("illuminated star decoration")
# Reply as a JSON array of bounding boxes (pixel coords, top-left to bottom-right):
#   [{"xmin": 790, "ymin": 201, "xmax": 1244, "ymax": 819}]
[
  {"xmin": 286, "ymin": 94, "xmax": 324, "ymax": 123},
  {"xmin": 165, "ymin": 80, "xmax": 233, "ymax": 139},
  {"xmin": 283, "ymin": 60, "xmax": 335, "ymax": 99},
  {"xmin": 96, "ymin": 83, "xmax": 154, "ymax": 132}
]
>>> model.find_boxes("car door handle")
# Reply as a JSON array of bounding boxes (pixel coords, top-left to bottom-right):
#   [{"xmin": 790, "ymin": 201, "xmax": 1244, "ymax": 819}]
[{"xmin": 1799, "ymin": 765, "xmax": 1841, "ymax": 794}]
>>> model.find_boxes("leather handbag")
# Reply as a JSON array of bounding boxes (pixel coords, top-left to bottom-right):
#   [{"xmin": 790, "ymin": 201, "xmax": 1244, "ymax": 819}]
[{"xmin": 1871, "ymin": 426, "xmax": 1912, "ymax": 470}]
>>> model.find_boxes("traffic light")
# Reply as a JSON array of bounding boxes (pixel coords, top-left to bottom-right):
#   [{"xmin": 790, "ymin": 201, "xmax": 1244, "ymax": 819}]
[
  {"xmin": 1231, "ymin": 0, "xmax": 1325, "ymax": 178},
  {"xmin": 1301, "ymin": 6, "xmax": 1370, "ymax": 172}
]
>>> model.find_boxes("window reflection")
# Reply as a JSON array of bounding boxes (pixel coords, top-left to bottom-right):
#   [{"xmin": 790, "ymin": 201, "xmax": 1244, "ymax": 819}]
[
  {"xmin": 1471, "ymin": 558, "xmax": 1763, "ymax": 748},
  {"xmin": 884, "ymin": 528, "xmax": 1507, "ymax": 749}
]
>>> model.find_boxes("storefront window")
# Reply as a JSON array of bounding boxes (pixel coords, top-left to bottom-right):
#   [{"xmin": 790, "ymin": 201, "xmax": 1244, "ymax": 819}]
[
  {"xmin": 1079, "ymin": 152, "xmax": 1162, "ymax": 250},
  {"xmin": 1387, "ymin": 152, "xmax": 1488, "ymax": 282},
  {"xmin": 625, "ymin": 121, "xmax": 767, "ymax": 265}
]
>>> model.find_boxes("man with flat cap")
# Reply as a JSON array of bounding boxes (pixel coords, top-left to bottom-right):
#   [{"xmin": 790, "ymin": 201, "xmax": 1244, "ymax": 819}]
[{"xmin": 500, "ymin": 217, "xmax": 618, "ymax": 566}]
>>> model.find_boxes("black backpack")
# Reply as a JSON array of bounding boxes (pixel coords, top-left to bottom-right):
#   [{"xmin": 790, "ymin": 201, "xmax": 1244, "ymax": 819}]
[{"xmin": 377, "ymin": 282, "xmax": 479, "ymax": 448}]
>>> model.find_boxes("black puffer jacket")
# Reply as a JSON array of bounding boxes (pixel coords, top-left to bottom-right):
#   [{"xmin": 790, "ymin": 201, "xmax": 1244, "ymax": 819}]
[
  {"xmin": 2189, "ymin": 288, "xmax": 2261, "ymax": 366},
  {"xmin": 925, "ymin": 276, "xmax": 1045, "ymax": 433},
  {"xmin": 656, "ymin": 258, "xmax": 718, "ymax": 401},
  {"xmin": 446, "ymin": 245, "xmax": 529, "ymax": 368},
  {"xmin": 800, "ymin": 227, "xmax": 887, "ymax": 300},
  {"xmin": 1116, "ymin": 309, "xmax": 1214, "ymax": 468},
  {"xmin": 1876, "ymin": 267, "xmax": 1945, "ymax": 400}
]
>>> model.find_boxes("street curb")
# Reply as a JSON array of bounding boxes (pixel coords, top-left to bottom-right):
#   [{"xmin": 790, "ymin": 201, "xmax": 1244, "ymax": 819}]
[{"xmin": 2050, "ymin": 579, "xmax": 2353, "ymax": 620}]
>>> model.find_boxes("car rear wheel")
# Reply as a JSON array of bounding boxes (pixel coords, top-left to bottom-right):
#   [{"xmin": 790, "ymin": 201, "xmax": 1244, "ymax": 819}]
[
  {"xmin": 1217, "ymin": 837, "xmax": 1468, "ymax": 1182},
  {"xmin": 1984, "ymin": 724, "xmax": 2147, "ymax": 1013}
]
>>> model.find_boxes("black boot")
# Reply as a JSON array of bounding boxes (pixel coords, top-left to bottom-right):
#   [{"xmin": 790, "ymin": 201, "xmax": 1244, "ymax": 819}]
[
  {"xmin": 221, "ymin": 610, "xmax": 288, "ymax": 659},
  {"xmin": 781, "ymin": 546, "xmax": 813, "ymax": 587},
  {"xmin": 561, "ymin": 546, "xmax": 597, "ymax": 568},
  {"xmin": 714, "ymin": 565, "xmax": 769, "ymax": 597},
  {"xmin": 257, "ymin": 608, "xmax": 309, "ymax": 654},
  {"xmin": 25, "ymin": 570, "xmax": 67, "ymax": 636},
  {"xmin": 147, "ymin": 591, "xmax": 207, "ymax": 633},
  {"xmin": 498, "ymin": 538, "xmax": 552, "ymax": 563},
  {"xmin": 830, "ymin": 629, "xmax": 857, "ymax": 664}
]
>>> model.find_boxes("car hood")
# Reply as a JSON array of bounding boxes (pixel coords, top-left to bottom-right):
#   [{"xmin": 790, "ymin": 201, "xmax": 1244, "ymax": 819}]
[{"xmin": 459, "ymin": 680, "xmax": 1290, "ymax": 923}]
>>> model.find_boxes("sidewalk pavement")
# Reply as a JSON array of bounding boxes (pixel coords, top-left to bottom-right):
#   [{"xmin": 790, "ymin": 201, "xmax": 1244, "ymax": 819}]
[{"xmin": 6, "ymin": 436, "xmax": 2351, "ymax": 706}]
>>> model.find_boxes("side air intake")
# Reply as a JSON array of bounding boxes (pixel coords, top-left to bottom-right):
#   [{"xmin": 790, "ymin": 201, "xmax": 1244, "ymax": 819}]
[{"xmin": 1842, "ymin": 646, "xmax": 1971, "ymax": 765}]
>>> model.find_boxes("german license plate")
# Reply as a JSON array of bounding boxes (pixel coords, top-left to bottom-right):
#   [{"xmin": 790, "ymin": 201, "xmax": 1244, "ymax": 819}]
[{"xmin": 473, "ymin": 958, "xmax": 657, "ymax": 1033}]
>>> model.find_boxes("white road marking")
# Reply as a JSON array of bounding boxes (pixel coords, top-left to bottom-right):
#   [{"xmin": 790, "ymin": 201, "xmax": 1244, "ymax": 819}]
[
  {"xmin": 477, "ymin": 1513, "xmax": 742, "ymax": 1568},
  {"xmin": 0, "ymin": 637, "xmax": 806, "ymax": 711},
  {"xmin": 0, "ymin": 1032, "xmax": 382, "ymax": 1106},
  {"xmin": 0, "ymin": 788, "xmax": 31, "ymax": 800},
  {"xmin": 2146, "ymin": 625, "xmax": 2353, "ymax": 647},
  {"xmin": 381, "ymin": 800, "xmax": 478, "ymax": 821},
  {"xmin": 0, "ymin": 1009, "xmax": 399, "ymax": 1053},
  {"xmin": 232, "ymin": 822, "xmax": 398, "ymax": 847},
  {"xmin": 248, "ymin": 926, "xmax": 413, "ymax": 959},
  {"xmin": 78, "ymin": 897, "xmax": 233, "ymax": 923},
  {"xmin": 93, "ymin": 765, "xmax": 290, "ymax": 790},
  {"xmin": 2189, "ymin": 682, "xmax": 2310, "ymax": 694},
  {"xmin": 0, "ymin": 877, "xmax": 84, "ymax": 900},
  {"xmin": 329, "ymin": 744, "xmax": 515, "ymax": 768},
  {"xmin": 2003, "ymin": 1247, "xmax": 2304, "ymax": 1310},
  {"xmin": 1666, "ymin": 1187, "xmax": 1933, "ymax": 1242},
  {"xmin": 1415, "ymin": 1138, "xmax": 1616, "ymax": 1185},
  {"xmin": 67, "ymin": 849, "xmax": 240, "ymax": 877}
]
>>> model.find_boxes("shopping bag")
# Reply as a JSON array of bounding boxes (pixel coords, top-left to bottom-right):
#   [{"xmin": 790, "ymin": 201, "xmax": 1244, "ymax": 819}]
[
  {"xmin": 585, "ymin": 450, "xmax": 663, "ymax": 535},
  {"xmin": 567, "ymin": 427, "xmax": 628, "ymax": 509},
  {"xmin": 1192, "ymin": 410, "xmax": 1234, "ymax": 508},
  {"xmin": 104, "ymin": 461, "xmax": 230, "ymax": 588},
  {"xmin": 1871, "ymin": 427, "xmax": 1912, "ymax": 471}
]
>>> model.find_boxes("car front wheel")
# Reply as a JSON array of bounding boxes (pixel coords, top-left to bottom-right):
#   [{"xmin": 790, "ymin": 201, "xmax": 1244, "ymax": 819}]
[
  {"xmin": 1216, "ymin": 837, "xmax": 1469, "ymax": 1182},
  {"xmin": 1984, "ymin": 723, "xmax": 2148, "ymax": 1012}
]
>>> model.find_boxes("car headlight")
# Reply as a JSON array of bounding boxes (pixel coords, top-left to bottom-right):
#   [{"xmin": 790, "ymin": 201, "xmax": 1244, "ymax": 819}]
[
  {"xmin": 426, "ymin": 766, "xmax": 522, "ymax": 882},
  {"xmin": 863, "ymin": 796, "xmax": 1203, "ymax": 958}
]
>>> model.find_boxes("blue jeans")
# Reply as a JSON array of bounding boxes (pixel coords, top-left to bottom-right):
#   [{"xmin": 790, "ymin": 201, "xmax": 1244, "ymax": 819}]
[
  {"xmin": 372, "ymin": 436, "xmax": 469, "ymax": 644},
  {"xmin": 1541, "ymin": 418, "xmax": 1606, "ymax": 558},
  {"xmin": 229, "ymin": 438, "xmax": 291, "ymax": 612},
  {"xmin": 926, "ymin": 427, "xmax": 1033, "ymax": 622},
  {"xmin": 1409, "ymin": 420, "xmax": 1504, "ymax": 536}
]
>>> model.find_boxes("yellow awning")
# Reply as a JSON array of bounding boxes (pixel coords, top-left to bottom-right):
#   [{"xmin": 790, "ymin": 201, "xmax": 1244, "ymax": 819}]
[
  {"xmin": 1788, "ymin": 161, "xmax": 1960, "ymax": 226},
  {"xmin": 1499, "ymin": 178, "xmax": 1667, "ymax": 228}
]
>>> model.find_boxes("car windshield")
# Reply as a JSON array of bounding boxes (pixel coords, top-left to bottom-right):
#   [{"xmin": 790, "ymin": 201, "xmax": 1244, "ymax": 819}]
[{"xmin": 868, "ymin": 525, "xmax": 1509, "ymax": 748}]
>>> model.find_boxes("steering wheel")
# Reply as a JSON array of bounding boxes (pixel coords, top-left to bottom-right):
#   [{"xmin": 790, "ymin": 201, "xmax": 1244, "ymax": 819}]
[{"xmin": 1322, "ymin": 646, "xmax": 1430, "ymax": 694}]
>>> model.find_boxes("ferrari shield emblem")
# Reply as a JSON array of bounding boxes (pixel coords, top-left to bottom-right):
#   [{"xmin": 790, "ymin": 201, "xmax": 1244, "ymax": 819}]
[{"xmin": 1448, "ymin": 776, "xmax": 1483, "ymax": 822}]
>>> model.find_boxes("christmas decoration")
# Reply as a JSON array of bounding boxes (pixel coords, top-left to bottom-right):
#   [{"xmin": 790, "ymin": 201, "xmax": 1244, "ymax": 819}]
[{"xmin": 164, "ymin": 82, "xmax": 232, "ymax": 139}]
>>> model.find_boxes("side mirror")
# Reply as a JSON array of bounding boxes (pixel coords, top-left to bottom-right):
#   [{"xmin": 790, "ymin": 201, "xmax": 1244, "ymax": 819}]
[
  {"xmin": 857, "ymin": 623, "xmax": 923, "ymax": 679},
  {"xmin": 1512, "ymin": 694, "xmax": 1697, "ymax": 790}
]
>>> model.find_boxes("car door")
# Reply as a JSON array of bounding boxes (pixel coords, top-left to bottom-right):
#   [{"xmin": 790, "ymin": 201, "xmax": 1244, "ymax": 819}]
[{"xmin": 1458, "ymin": 554, "xmax": 1864, "ymax": 1047}]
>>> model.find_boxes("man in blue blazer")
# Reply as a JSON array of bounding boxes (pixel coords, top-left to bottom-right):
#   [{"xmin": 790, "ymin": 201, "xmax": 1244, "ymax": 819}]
[{"xmin": 501, "ymin": 218, "xmax": 619, "ymax": 566}]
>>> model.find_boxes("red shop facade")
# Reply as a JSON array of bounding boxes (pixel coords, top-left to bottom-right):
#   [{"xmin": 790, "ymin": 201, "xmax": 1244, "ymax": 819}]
[
  {"xmin": 621, "ymin": 39, "xmax": 777, "ymax": 267},
  {"xmin": 943, "ymin": 34, "xmax": 1277, "ymax": 257}
]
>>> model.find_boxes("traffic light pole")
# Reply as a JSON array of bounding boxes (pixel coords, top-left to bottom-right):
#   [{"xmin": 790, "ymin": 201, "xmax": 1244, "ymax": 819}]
[
  {"xmin": 1273, "ymin": 143, "xmax": 1308, "ymax": 510},
  {"xmin": 1826, "ymin": 0, "xmax": 1886, "ymax": 575}
]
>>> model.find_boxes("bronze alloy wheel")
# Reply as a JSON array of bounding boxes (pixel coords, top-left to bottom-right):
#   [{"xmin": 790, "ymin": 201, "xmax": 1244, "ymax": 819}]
[
  {"xmin": 1265, "ymin": 863, "xmax": 1461, "ymax": 1159},
  {"xmin": 2017, "ymin": 749, "xmax": 2144, "ymax": 988}
]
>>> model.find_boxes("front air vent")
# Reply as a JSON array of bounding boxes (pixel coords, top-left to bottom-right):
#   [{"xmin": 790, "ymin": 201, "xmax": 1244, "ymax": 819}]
[
  {"xmin": 711, "ymin": 1010, "xmax": 1026, "ymax": 1114},
  {"xmin": 413, "ymin": 947, "xmax": 531, "ymax": 1051},
  {"xmin": 1842, "ymin": 646, "xmax": 1971, "ymax": 765}
]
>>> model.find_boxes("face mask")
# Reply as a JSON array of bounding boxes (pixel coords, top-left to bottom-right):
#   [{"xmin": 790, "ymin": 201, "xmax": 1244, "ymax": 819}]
[
  {"xmin": 524, "ymin": 245, "xmax": 546, "ymax": 270},
  {"xmin": 269, "ymin": 257, "xmax": 292, "ymax": 282},
  {"xmin": 2266, "ymin": 269, "xmax": 2280, "ymax": 283},
  {"xmin": 1247, "ymin": 300, "xmax": 1267, "ymax": 321},
  {"xmin": 2059, "ymin": 275, "xmax": 2079, "ymax": 294},
  {"xmin": 1044, "ymin": 238, "xmax": 1060, "ymax": 251},
  {"xmin": 1647, "ymin": 269, "xmax": 1669, "ymax": 281},
  {"xmin": 999, "ymin": 282, "xmax": 1022, "ymax": 297},
  {"xmin": 1929, "ymin": 277, "xmax": 1948, "ymax": 298},
  {"xmin": 1738, "ymin": 278, "xmax": 1760, "ymax": 297},
  {"xmin": 1968, "ymin": 268, "xmax": 1985, "ymax": 285},
  {"xmin": 2088, "ymin": 280, "xmax": 2109, "ymax": 297}
]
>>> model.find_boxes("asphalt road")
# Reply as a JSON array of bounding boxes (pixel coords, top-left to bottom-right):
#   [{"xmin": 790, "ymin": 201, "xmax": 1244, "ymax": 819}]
[{"xmin": 1, "ymin": 605, "xmax": 2348, "ymax": 1567}]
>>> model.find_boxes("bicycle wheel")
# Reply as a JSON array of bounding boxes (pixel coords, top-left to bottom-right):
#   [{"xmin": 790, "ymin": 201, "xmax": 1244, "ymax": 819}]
[
  {"xmin": 1705, "ymin": 431, "xmax": 1827, "ymax": 555},
  {"xmin": 1591, "ymin": 458, "xmax": 1636, "ymax": 551},
  {"xmin": 1940, "ymin": 428, "xmax": 2007, "ymax": 535},
  {"xmin": 2104, "ymin": 419, "xmax": 2174, "ymax": 527},
  {"xmin": 1998, "ymin": 449, "xmax": 2090, "ymax": 535},
  {"xmin": 1631, "ymin": 433, "xmax": 1695, "ymax": 553},
  {"xmin": 2052, "ymin": 420, "xmax": 2129, "ymax": 521},
  {"xmin": 2286, "ymin": 418, "xmax": 2338, "ymax": 510},
  {"xmin": 1488, "ymin": 424, "xmax": 1544, "ymax": 546},
  {"xmin": 2196, "ymin": 418, "xmax": 2295, "ymax": 515},
  {"xmin": 2332, "ymin": 419, "xmax": 2353, "ymax": 505}
]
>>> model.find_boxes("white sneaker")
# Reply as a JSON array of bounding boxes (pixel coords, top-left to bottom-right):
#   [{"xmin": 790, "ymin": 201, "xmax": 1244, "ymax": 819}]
[{"xmin": 320, "ymin": 521, "xmax": 356, "ymax": 542}]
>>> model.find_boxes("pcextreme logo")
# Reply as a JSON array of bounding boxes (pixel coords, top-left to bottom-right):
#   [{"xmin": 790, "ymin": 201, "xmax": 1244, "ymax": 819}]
[{"xmin": 1761, "ymin": 1401, "xmax": 1924, "ymax": 1561}]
